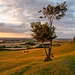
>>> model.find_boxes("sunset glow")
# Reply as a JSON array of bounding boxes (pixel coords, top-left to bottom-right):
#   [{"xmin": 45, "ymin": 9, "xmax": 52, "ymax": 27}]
[
  {"xmin": 0, "ymin": 0, "xmax": 75, "ymax": 38},
  {"xmin": 0, "ymin": 32, "xmax": 31, "ymax": 38}
]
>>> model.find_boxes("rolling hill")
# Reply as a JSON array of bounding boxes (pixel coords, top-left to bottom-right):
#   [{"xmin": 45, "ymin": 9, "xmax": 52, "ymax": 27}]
[{"xmin": 0, "ymin": 42, "xmax": 75, "ymax": 75}]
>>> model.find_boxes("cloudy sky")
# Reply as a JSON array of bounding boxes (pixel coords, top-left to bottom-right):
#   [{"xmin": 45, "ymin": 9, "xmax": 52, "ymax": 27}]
[{"xmin": 0, "ymin": 0, "xmax": 75, "ymax": 38}]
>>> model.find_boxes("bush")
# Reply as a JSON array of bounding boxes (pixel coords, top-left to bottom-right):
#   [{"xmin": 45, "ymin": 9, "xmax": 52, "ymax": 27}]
[
  {"xmin": 36, "ymin": 44, "xmax": 49, "ymax": 48},
  {"xmin": 0, "ymin": 45, "xmax": 6, "ymax": 48},
  {"xmin": 25, "ymin": 42, "xmax": 36, "ymax": 46},
  {"xmin": 6, "ymin": 46, "xmax": 12, "ymax": 48},
  {"xmin": 26, "ymin": 45, "xmax": 31, "ymax": 49},
  {"xmin": 13, "ymin": 46, "xmax": 21, "ymax": 48}
]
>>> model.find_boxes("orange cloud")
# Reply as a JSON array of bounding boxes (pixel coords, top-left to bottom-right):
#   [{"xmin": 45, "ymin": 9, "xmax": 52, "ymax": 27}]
[{"xmin": 0, "ymin": 32, "xmax": 31, "ymax": 38}]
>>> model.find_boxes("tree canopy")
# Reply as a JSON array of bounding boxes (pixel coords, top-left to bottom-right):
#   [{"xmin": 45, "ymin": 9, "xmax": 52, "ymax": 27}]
[
  {"xmin": 31, "ymin": 22, "xmax": 57, "ymax": 42},
  {"xmin": 39, "ymin": 1, "xmax": 67, "ymax": 21}
]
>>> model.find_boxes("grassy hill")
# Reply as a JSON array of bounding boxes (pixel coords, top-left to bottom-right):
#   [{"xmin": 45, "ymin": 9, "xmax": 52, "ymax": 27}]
[{"xmin": 0, "ymin": 42, "xmax": 75, "ymax": 75}]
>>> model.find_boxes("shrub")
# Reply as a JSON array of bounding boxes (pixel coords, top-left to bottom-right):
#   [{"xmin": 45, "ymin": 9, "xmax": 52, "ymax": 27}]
[{"xmin": 13, "ymin": 46, "xmax": 21, "ymax": 48}]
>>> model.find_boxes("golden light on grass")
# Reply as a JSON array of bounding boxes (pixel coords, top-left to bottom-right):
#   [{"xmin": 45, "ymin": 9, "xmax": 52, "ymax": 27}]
[{"xmin": 0, "ymin": 42, "xmax": 75, "ymax": 75}]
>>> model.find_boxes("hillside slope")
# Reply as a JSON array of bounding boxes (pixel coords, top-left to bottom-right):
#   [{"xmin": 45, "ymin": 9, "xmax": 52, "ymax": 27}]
[{"xmin": 0, "ymin": 42, "xmax": 75, "ymax": 75}]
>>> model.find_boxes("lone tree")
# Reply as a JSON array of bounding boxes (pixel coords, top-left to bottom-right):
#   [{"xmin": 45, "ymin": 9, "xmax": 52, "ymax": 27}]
[{"xmin": 31, "ymin": 1, "xmax": 67, "ymax": 61}]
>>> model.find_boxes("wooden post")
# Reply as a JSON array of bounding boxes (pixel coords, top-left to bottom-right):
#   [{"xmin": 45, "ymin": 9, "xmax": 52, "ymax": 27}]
[{"xmin": 74, "ymin": 37, "xmax": 75, "ymax": 43}]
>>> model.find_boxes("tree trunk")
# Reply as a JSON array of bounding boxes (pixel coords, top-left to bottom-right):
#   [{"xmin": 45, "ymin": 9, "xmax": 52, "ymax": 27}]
[
  {"xmin": 47, "ymin": 40, "xmax": 52, "ymax": 61},
  {"xmin": 41, "ymin": 41, "xmax": 47, "ymax": 56},
  {"xmin": 41, "ymin": 41, "xmax": 52, "ymax": 61},
  {"xmin": 47, "ymin": 47, "xmax": 52, "ymax": 61}
]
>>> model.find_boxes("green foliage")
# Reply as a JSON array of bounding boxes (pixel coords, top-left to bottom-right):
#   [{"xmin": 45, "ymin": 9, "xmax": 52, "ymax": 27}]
[{"xmin": 31, "ymin": 22, "xmax": 57, "ymax": 42}]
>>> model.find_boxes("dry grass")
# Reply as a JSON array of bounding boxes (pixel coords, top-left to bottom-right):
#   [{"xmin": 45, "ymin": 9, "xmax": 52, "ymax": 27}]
[{"xmin": 0, "ymin": 42, "xmax": 75, "ymax": 75}]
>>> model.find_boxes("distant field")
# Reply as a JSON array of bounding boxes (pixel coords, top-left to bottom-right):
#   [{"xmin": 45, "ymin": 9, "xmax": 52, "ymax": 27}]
[
  {"xmin": 0, "ymin": 42, "xmax": 75, "ymax": 75},
  {"xmin": 0, "ymin": 39, "xmax": 70, "ymax": 50}
]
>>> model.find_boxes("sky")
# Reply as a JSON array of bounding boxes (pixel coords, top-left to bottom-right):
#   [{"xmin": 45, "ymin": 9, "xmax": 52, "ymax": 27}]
[{"xmin": 0, "ymin": 0, "xmax": 75, "ymax": 38}]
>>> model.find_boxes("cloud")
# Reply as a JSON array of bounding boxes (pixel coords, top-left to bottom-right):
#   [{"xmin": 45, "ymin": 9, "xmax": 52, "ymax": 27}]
[
  {"xmin": 0, "ymin": 22, "xmax": 5, "ymax": 26},
  {"xmin": 0, "ymin": 22, "xmax": 30, "ymax": 33},
  {"xmin": 0, "ymin": 0, "xmax": 75, "ymax": 38}
]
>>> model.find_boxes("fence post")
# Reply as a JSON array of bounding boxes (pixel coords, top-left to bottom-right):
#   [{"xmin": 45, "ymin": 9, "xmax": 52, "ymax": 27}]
[{"xmin": 74, "ymin": 37, "xmax": 75, "ymax": 43}]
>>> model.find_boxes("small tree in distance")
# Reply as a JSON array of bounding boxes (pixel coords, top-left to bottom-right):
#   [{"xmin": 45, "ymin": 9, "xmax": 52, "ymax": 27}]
[{"xmin": 31, "ymin": 1, "xmax": 67, "ymax": 61}]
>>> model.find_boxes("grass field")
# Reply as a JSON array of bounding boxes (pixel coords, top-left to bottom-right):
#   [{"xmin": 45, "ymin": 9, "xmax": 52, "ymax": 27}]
[{"xmin": 0, "ymin": 42, "xmax": 75, "ymax": 75}]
